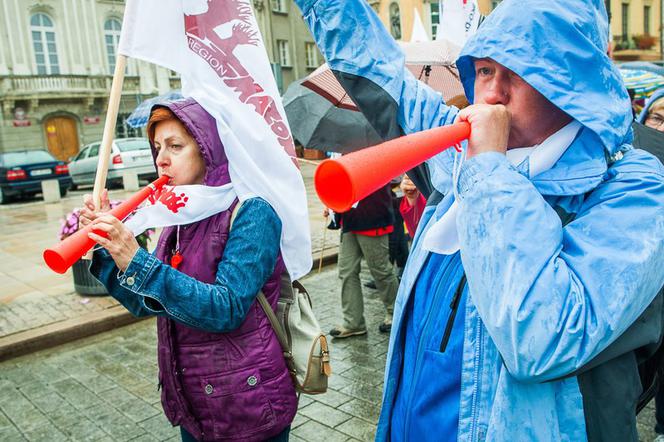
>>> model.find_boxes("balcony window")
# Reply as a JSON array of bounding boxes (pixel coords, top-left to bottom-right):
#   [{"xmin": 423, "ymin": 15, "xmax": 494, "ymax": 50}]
[
  {"xmin": 104, "ymin": 18, "xmax": 122, "ymax": 74},
  {"xmin": 305, "ymin": 42, "xmax": 318, "ymax": 68},
  {"xmin": 30, "ymin": 13, "xmax": 60, "ymax": 75},
  {"xmin": 277, "ymin": 40, "xmax": 291, "ymax": 67},
  {"xmin": 272, "ymin": 0, "xmax": 287, "ymax": 13}
]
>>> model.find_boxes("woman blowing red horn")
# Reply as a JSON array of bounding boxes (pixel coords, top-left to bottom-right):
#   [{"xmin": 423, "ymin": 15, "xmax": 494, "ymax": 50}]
[{"xmin": 80, "ymin": 99, "xmax": 295, "ymax": 441}]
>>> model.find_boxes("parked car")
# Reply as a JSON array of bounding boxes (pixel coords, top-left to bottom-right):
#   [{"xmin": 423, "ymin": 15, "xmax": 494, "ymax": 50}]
[
  {"xmin": 67, "ymin": 138, "xmax": 157, "ymax": 189},
  {"xmin": 0, "ymin": 149, "xmax": 72, "ymax": 204}
]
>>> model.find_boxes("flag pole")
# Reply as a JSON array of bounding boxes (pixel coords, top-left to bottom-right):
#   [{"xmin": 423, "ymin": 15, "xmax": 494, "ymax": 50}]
[{"xmin": 83, "ymin": 54, "xmax": 127, "ymax": 259}]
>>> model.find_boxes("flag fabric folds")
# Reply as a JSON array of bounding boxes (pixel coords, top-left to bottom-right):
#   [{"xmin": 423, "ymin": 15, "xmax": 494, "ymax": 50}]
[
  {"xmin": 118, "ymin": 0, "xmax": 312, "ymax": 279},
  {"xmin": 437, "ymin": 0, "xmax": 481, "ymax": 47}
]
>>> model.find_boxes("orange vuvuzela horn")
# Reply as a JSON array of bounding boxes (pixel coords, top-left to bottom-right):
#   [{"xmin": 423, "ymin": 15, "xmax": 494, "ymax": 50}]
[
  {"xmin": 315, "ymin": 122, "xmax": 470, "ymax": 212},
  {"xmin": 43, "ymin": 175, "xmax": 169, "ymax": 274}
]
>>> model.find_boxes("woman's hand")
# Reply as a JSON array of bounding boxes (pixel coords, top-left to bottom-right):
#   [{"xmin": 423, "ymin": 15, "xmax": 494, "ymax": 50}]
[
  {"xmin": 79, "ymin": 189, "xmax": 111, "ymax": 229},
  {"xmin": 87, "ymin": 214, "xmax": 140, "ymax": 272}
]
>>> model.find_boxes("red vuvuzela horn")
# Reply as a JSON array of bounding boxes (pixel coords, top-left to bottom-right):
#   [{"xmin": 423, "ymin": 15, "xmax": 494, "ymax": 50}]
[
  {"xmin": 314, "ymin": 122, "xmax": 471, "ymax": 212},
  {"xmin": 43, "ymin": 175, "xmax": 169, "ymax": 274}
]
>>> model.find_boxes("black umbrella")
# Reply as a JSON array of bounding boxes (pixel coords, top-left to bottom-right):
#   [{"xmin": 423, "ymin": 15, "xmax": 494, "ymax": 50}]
[{"xmin": 283, "ymin": 80, "xmax": 382, "ymax": 153}]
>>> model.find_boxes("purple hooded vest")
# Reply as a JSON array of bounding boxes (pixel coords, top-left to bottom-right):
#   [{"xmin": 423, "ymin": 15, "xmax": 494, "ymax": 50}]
[{"xmin": 150, "ymin": 99, "xmax": 297, "ymax": 441}]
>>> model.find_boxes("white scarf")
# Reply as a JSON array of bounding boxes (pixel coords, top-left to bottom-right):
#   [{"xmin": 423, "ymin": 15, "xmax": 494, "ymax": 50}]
[
  {"xmin": 422, "ymin": 121, "xmax": 582, "ymax": 255},
  {"xmin": 124, "ymin": 184, "xmax": 239, "ymax": 235}
]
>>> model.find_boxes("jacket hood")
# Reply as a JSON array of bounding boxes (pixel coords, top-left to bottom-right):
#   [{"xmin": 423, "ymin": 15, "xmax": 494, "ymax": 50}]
[
  {"xmin": 150, "ymin": 98, "xmax": 230, "ymax": 186},
  {"xmin": 637, "ymin": 87, "xmax": 664, "ymax": 124},
  {"xmin": 456, "ymin": 0, "xmax": 632, "ymax": 155}
]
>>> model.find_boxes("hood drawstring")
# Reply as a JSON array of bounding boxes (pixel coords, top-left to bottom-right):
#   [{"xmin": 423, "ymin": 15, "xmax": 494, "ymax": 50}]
[{"xmin": 170, "ymin": 226, "xmax": 183, "ymax": 269}]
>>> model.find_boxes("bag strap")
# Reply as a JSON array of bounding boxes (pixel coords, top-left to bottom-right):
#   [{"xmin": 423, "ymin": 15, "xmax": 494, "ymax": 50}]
[
  {"xmin": 228, "ymin": 200, "xmax": 292, "ymax": 355},
  {"xmin": 256, "ymin": 291, "xmax": 290, "ymax": 353}
]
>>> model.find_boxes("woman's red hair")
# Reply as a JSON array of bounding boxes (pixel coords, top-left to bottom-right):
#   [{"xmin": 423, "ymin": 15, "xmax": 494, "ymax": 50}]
[{"xmin": 147, "ymin": 107, "xmax": 180, "ymax": 145}]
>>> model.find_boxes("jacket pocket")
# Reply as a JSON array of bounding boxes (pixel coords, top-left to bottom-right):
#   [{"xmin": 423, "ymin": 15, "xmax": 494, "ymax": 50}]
[{"xmin": 200, "ymin": 368, "xmax": 276, "ymax": 439}]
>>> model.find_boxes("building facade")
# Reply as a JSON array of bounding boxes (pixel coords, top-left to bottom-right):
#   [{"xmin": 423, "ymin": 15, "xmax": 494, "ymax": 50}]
[
  {"xmin": 0, "ymin": 0, "xmax": 324, "ymax": 160},
  {"xmin": 605, "ymin": 0, "xmax": 662, "ymax": 53},
  {"xmin": 251, "ymin": 0, "xmax": 323, "ymax": 92},
  {"xmin": 431, "ymin": 0, "xmax": 662, "ymax": 55},
  {"xmin": 478, "ymin": 0, "xmax": 662, "ymax": 54},
  {"xmin": 0, "ymin": 0, "xmax": 178, "ymax": 159}
]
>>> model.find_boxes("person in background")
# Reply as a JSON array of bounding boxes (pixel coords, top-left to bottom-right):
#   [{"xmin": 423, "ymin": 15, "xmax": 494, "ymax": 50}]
[
  {"xmin": 388, "ymin": 179, "xmax": 410, "ymax": 280},
  {"xmin": 325, "ymin": 185, "xmax": 399, "ymax": 337},
  {"xmin": 638, "ymin": 88, "xmax": 664, "ymax": 131},
  {"xmin": 399, "ymin": 174, "xmax": 426, "ymax": 239}
]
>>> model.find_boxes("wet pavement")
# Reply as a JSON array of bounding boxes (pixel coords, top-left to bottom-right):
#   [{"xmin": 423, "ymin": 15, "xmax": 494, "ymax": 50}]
[
  {"xmin": 0, "ymin": 260, "xmax": 659, "ymax": 441},
  {"xmin": 0, "ymin": 265, "xmax": 386, "ymax": 442}
]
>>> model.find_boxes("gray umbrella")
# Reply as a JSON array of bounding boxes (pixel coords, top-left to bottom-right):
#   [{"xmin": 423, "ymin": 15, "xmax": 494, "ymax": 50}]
[{"xmin": 283, "ymin": 80, "xmax": 382, "ymax": 153}]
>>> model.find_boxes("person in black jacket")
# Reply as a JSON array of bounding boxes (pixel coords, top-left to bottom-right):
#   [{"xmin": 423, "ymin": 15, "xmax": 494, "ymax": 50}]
[{"xmin": 325, "ymin": 184, "xmax": 399, "ymax": 337}]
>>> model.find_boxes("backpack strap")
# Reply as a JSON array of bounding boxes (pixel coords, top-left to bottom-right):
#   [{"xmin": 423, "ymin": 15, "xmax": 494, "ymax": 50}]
[
  {"xmin": 228, "ymin": 200, "xmax": 295, "ymax": 360},
  {"xmin": 256, "ymin": 291, "xmax": 290, "ymax": 352}
]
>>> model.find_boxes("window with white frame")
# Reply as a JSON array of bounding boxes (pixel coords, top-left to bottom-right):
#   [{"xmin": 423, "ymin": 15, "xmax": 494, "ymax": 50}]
[
  {"xmin": 30, "ymin": 13, "xmax": 60, "ymax": 75},
  {"xmin": 104, "ymin": 18, "xmax": 122, "ymax": 74},
  {"xmin": 272, "ymin": 0, "xmax": 287, "ymax": 13},
  {"xmin": 305, "ymin": 42, "xmax": 318, "ymax": 68},
  {"xmin": 277, "ymin": 40, "xmax": 291, "ymax": 67},
  {"xmin": 644, "ymin": 5, "xmax": 651, "ymax": 35},
  {"xmin": 430, "ymin": 2, "xmax": 440, "ymax": 39},
  {"xmin": 621, "ymin": 2, "xmax": 629, "ymax": 43}
]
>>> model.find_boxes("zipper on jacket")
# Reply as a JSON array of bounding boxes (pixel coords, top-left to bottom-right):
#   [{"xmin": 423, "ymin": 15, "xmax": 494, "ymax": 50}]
[
  {"xmin": 469, "ymin": 317, "xmax": 484, "ymax": 442},
  {"xmin": 439, "ymin": 274, "xmax": 467, "ymax": 352}
]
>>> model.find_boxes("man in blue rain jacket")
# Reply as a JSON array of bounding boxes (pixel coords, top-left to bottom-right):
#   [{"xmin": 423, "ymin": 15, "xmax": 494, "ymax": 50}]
[{"xmin": 294, "ymin": 0, "xmax": 664, "ymax": 440}]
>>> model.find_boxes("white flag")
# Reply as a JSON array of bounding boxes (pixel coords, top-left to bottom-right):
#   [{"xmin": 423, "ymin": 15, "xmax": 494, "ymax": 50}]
[
  {"xmin": 118, "ymin": 0, "xmax": 312, "ymax": 279},
  {"xmin": 410, "ymin": 9, "xmax": 430, "ymax": 43},
  {"xmin": 437, "ymin": 0, "xmax": 480, "ymax": 47}
]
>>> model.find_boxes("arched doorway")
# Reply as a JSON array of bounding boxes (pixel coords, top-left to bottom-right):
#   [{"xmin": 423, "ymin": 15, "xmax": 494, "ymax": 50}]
[{"xmin": 43, "ymin": 115, "xmax": 80, "ymax": 161}]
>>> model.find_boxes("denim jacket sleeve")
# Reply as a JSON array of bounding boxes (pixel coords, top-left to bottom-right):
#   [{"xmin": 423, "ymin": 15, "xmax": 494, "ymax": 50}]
[
  {"xmin": 90, "ymin": 197, "xmax": 282, "ymax": 332},
  {"xmin": 89, "ymin": 248, "xmax": 154, "ymax": 318}
]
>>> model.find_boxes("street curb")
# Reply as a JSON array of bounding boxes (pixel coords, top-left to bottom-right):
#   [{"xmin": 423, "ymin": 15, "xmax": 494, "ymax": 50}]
[
  {"xmin": 0, "ymin": 250, "xmax": 338, "ymax": 362},
  {"xmin": 0, "ymin": 305, "xmax": 144, "ymax": 362}
]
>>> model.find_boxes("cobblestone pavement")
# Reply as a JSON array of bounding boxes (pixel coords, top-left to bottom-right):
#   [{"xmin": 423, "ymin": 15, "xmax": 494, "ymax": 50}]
[
  {"xmin": 0, "ymin": 162, "xmax": 337, "ymax": 338},
  {"xmin": 0, "ymin": 265, "xmax": 385, "ymax": 442},
  {"xmin": 0, "ymin": 263, "xmax": 659, "ymax": 441}
]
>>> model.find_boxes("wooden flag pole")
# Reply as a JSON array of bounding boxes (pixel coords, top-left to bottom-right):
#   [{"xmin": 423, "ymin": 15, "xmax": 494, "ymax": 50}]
[
  {"xmin": 92, "ymin": 54, "xmax": 127, "ymax": 208},
  {"xmin": 84, "ymin": 54, "xmax": 127, "ymax": 259}
]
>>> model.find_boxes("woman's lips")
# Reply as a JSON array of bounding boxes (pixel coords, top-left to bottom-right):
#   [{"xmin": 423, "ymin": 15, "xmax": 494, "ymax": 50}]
[{"xmin": 160, "ymin": 173, "xmax": 174, "ymax": 185}]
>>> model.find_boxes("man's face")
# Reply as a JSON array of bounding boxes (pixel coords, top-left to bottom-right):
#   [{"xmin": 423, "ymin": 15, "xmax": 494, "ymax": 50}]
[{"xmin": 473, "ymin": 58, "xmax": 571, "ymax": 148}]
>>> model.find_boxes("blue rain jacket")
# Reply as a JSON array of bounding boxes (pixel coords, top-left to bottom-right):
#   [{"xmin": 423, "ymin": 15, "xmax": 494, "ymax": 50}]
[
  {"xmin": 294, "ymin": 0, "xmax": 664, "ymax": 440},
  {"xmin": 637, "ymin": 87, "xmax": 664, "ymax": 123}
]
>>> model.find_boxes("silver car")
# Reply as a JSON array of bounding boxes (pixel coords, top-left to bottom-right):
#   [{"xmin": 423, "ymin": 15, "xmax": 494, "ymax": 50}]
[{"xmin": 68, "ymin": 138, "xmax": 157, "ymax": 189}]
